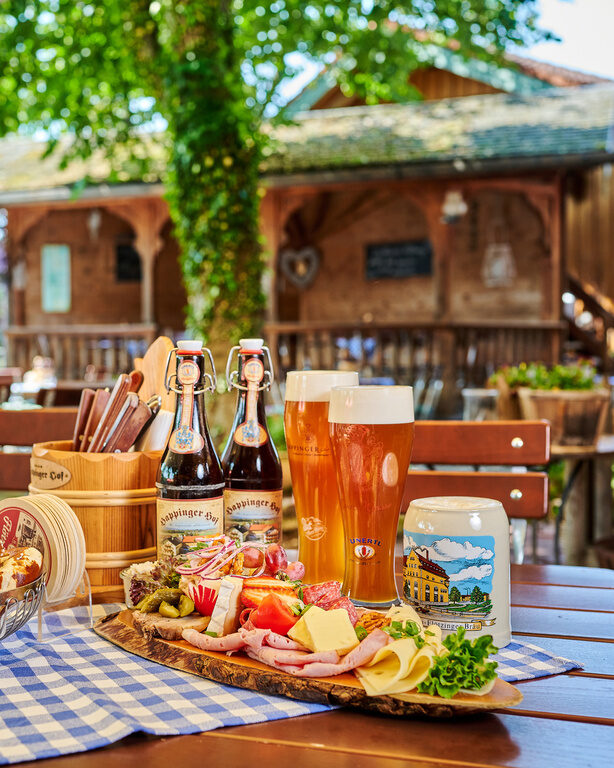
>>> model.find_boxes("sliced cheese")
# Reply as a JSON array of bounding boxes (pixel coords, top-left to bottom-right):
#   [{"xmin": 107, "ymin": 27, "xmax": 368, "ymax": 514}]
[
  {"xmin": 207, "ymin": 576, "xmax": 243, "ymax": 636},
  {"xmin": 385, "ymin": 604, "xmax": 424, "ymax": 629},
  {"xmin": 289, "ymin": 605, "xmax": 359, "ymax": 655},
  {"xmin": 355, "ymin": 639, "xmax": 437, "ymax": 696}
]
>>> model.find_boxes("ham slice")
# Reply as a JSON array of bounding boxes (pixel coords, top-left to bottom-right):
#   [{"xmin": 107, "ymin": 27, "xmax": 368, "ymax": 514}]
[
  {"xmin": 182, "ymin": 625, "xmax": 389, "ymax": 678},
  {"xmin": 246, "ymin": 629, "xmax": 390, "ymax": 678},
  {"xmin": 182, "ymin": 626, "xmax": 309, "ymax": 654},
  {"xmin": 257, "ymin": 632, "xmax": 307, "ymax": 651},
  {"xmin": 247, "ymin": 646, "xmax": 340, "ymax": 667},
  {"xmin": 182, "ymin": 628, "xmax": 247, "ymax": 651}
]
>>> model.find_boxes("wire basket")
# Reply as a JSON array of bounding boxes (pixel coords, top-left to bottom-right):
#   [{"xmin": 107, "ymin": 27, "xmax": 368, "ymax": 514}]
[{"xmin": 0, "ymin": 575, "xmax": 46, "ymax": 641}]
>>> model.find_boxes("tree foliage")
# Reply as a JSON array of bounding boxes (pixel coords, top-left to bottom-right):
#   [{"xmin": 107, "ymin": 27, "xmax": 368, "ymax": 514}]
[
  {"xmin": 0, "ymin": 1, "xmax": 552, "ymax": 337},
  {"xmin": 449, "ymin": 586, "xmax": 462, "ymax": 603}
]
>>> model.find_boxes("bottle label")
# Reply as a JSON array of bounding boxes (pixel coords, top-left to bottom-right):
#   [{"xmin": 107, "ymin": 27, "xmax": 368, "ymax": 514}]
[
  {"xmin": 224, "ymin": 488, "xmax": 283, "ymax": 546},
  {"xmin": 157, "ymin": 496, "xmax": 224, "ymax": 558},
  {"xmin": 169, "ymin": 359, "xmax": 204, "ymax": 454},
  {"xmin": 402, "ymin": 530, "xmax": 497, "ymax": 635},
  {"xmin": 233, "ymin": 358, "xmax": 267, "ymax": 447}
]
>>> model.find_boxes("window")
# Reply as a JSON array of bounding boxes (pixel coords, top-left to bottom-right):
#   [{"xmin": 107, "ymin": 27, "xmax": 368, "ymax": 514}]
[
  {"xmin": 41, "ymin": 244, "xmax": 71, "ymax": 312},
  {"xmin": 115, "ymin": 239, "xmax": 141, "ymax": 282}
]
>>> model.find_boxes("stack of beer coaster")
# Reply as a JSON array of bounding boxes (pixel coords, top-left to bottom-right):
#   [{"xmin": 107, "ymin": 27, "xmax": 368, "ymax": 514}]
[{"xmin": 0, "ymin": 494, "xmax": 86, "ymax": 602}]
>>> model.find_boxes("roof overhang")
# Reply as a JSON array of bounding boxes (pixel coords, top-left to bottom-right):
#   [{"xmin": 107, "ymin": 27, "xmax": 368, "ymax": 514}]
[
  {"xmin": 0, "ymin": 181, "xmax": 164, "ymax": 208},
  {"xmin": 263, "ymin": 151, "xmax": 614, "ymax": 189}
]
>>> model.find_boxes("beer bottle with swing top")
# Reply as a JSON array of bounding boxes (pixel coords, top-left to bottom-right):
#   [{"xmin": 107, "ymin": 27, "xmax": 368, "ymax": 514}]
[{"xmin": 221, "ymin": 338, "xmax": 283, "ymax": 546}]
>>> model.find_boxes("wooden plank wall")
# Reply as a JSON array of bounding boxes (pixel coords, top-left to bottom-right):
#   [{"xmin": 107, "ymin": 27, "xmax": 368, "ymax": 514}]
[
  {"xmin": 312, "ymin": 67, "xmax": 501, "ymax": 110},
  {"xmin": 565, "ymin": 165, "xmax": 614, "ymax": 302}
]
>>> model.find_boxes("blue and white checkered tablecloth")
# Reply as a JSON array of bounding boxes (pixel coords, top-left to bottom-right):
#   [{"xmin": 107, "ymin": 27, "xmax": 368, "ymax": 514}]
[{"xmin": 0, "ymin": 604, "xmax": 581, "ymax": 765}]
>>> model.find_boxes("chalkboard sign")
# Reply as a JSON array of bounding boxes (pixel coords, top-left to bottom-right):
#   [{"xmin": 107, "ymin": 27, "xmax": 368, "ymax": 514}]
[{"xmin": 366, "ymin": 239, "xmax": 432, "ymax": 281}]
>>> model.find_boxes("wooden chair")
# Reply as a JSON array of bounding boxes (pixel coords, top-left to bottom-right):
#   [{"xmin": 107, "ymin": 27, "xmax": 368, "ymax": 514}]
[
  {"xmin": 0, "ymin": 408, "xmax": 77, "ymax": 491},
  {"xmin": 405, "ymin": 420, "xmax": 550, "ymax": 518},
  {"xmin": 404, "ymin": 420, "xmax": 550, "ymax": 563}
]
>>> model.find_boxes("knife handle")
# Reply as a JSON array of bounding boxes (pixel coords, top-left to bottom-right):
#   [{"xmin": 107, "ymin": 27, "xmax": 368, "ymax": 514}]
[
  {"xmin": 79, "ymin": 389, "xmax": 111, "ymax": 451},
  {"xmin": 88, "ymin": 374, "xmax": 131, "ymax": 453},
  {"xmin": 109, "ymin": 402, "xmax": 153, "ymax": 453},
  {"xmin": 71, "ymin": 388, "xmax": 95, "ymax": 451}
]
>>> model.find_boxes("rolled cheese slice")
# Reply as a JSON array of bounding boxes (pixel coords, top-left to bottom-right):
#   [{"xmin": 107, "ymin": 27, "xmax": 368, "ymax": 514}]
[
  {"xmin": 0, "ymin": 547, "xmax": 43, "ymax": 593},
  {"xmin": 355, "ymin": 638, "xmax": 438, "ymax": 696}
]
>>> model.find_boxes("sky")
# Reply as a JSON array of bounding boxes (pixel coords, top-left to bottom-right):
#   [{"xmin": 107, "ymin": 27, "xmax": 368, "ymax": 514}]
[{"xmin": 516, "ymin": 0, "xmax": 614, "ymax": 79}]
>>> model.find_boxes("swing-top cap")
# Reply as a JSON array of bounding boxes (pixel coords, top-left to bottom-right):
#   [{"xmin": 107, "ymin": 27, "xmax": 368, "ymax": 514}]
[
  {"xmin": 176, "ymin": 340, "xmax": 203, "ymax": 353},
  {"xmin": 239, "ymin": 338, "xmax": 264, "ymax": 352}
]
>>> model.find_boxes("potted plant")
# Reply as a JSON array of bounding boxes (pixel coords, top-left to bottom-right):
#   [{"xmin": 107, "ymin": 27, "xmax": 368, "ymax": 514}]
[{"xmin": 489, "ymin": 362, "xmax": 610, "ymax": 447}]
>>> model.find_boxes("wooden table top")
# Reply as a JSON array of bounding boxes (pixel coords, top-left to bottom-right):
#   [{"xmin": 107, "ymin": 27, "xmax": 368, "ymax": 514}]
[
  {"xmin": 550, "ymin": 434, "xmax": 614, "ymax": 459},
  {"xmin": 21, "ymin": 564, "xmax": 614, "ymax": 768}
]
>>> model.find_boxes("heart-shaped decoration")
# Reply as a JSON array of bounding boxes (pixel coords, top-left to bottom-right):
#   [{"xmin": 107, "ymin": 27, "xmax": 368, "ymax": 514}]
[{"xmin": 279, "ymin": 246, "xmax": 320, "ymax": 289}]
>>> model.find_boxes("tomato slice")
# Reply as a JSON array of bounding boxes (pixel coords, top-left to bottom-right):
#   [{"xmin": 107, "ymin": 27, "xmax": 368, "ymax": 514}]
[{"xmin": 251, "ymin": 592, "xmax": 299, "ymax": 635}]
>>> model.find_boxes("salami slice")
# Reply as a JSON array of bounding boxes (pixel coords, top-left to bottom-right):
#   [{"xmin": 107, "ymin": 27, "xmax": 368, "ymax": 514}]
[{"xmin": 302, "ymin": 580, "xmax": 342, "ymax": 608}]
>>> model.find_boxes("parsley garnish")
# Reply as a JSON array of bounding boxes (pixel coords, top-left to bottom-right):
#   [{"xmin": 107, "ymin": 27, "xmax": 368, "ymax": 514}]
[
  {"xmin": 417, "ymin": 627, "xmax": 498, "ymax": 699},
  {"xmin": 384, "ymin": 620, "xmax": 425, "ymax": 648}
]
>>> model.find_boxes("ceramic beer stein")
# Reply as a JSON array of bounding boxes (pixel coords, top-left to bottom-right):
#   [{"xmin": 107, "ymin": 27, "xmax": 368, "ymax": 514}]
[{"xmin": 402, "ymin": 496, "xmax": 511, "ymax": 648}]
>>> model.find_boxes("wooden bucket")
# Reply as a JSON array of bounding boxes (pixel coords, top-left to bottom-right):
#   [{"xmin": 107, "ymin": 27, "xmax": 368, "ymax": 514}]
[{"xmin": 29, "ymin": 440, "xmax": 162, "ymax": 595}]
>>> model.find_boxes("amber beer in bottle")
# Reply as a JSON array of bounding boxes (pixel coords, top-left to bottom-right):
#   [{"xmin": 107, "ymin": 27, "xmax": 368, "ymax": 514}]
[
  {"xmin": 222, "ymin": 339, "xmax": 283, "ymax": 546},
  {"xmin": 284, "ymin": 370, "xmax": 359, "ymax": 583},
  {"xmin": 329, "ymin": 385, "xmax": 414, "ymax": 607},
  {"xmin": 156, "ymin": 340, "xmax": 224, "ymax": 559}
]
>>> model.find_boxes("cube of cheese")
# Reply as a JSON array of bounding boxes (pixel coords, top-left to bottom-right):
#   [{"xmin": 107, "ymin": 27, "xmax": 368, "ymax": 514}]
[
  {"xmin": 289, "ymin": 605, "xmax": 359, "ymax": 655},
  {"xmin": 287, "ymin": 610, "xmax": 315, "ymax": 647},
  {"xmin": 207, "ymin": 576, "xmax": 243, "ymax": 636}
]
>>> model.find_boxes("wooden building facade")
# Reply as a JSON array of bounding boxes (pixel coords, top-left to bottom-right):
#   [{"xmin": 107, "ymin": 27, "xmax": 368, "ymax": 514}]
[{"xmin": 1, "ymin": 55, "xmax": 613, "ymax": 410}]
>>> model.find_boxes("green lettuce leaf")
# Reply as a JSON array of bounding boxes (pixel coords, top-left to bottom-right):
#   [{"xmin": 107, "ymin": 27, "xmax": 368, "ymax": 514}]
[{"xmin": 417, "ymin": 627, "xmax": 498, "ymax": 699}]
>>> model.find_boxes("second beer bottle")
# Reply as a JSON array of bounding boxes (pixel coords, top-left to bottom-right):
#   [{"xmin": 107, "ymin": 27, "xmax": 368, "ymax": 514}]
[
  {"xmin": 222, "ymin": 338, "xmax": 283, "ymax": 546},
  {"xmin": 156, "ymin": 340, "xmax": 224, "ymax": 559}
]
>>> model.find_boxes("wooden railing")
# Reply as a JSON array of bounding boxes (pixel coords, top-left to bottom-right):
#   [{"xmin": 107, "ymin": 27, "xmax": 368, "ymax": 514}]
[
  {"xmin": 4, "ymin": 324, "xmax": 157, "ymax": 381},
  {"xmin": 265, "ymin": 319, "xmax": 564, "ymax": 415}
]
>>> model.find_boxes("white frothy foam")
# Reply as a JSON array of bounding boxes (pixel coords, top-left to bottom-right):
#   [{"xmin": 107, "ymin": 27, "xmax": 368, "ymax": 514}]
[
  {"xmin": 328, "ymin": 385, "xmax": 414, "ymax": 424},
  {"xmin": 285, "ymin": 370, "xmax": 359, "ymax": 402}
]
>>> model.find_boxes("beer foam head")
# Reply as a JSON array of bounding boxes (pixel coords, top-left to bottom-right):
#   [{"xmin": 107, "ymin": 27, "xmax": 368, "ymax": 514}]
[
  {"xmin": 328, "ymin": 385, "xmax": 414, "ymax": 424},
  {"xmin": 409, "ymin": 496, "xmax": 503, "ymax": 513},
  {"xmin": 285, "ymin": 370, "xmax": 359, "ymax": 402}
]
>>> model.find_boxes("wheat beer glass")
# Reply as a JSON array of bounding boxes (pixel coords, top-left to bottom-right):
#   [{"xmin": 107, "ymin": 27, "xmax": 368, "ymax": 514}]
[
  {"xmin": 284, "ymin": 371, "xmax": 359, "ymax": 583},
  {"xmin": 329, "ymin": 386, "xmax": 414, "ymax": 607}
]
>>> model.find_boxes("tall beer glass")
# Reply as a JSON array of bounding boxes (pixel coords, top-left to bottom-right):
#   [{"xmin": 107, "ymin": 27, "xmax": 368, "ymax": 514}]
[
  {"xmin": 329, "ymin": 386, "xmax": 414, "ymax": 607},
  {"xmin": 284, "ymin": 371, "xmax": 359, "ymax": 583}
]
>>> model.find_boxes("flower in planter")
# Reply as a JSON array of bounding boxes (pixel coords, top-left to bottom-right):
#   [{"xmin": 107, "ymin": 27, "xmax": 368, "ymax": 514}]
[{"xmin": 489, "ymin": 362, "xmax": 598, "ymax": 391}]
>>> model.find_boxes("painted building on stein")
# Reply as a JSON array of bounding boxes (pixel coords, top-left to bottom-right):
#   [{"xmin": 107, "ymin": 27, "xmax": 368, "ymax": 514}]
[
  {"xmin": 1, "ymin": 51, "xmax": 614, "ymax": 411},
  {"xmin": 403, "ymin": 547, "xmax": 450, "ymax": 604}
]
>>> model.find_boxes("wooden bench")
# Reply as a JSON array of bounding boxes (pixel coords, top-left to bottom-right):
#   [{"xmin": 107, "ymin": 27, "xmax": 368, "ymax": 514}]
[{"xmin": 0, "ymin": 408, "xmax": 77, "ymax": 491}]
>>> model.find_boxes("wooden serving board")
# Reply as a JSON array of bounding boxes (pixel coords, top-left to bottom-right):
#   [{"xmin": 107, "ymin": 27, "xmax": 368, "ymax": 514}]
[{"xmin": 94, "ymin": 610, "xmax": 523, "ymax": 718}]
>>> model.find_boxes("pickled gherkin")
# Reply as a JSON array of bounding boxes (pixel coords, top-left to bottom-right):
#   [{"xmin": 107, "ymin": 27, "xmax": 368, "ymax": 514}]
[
  {"xmin": 178, "ymin": 595, "xmax": 195, "ymax": 617},
  {"xmin": 135, "ymin": 588, "xmax": 183, "ymax": 613},
  {"xmin": 159, "ymin": 600, "xmax": 180, "ymax": 618}
]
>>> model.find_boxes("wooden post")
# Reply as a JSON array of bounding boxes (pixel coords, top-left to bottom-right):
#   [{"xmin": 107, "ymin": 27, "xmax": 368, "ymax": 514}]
[
  {"xmin": 260, "ymin": 189, "xmax": 281, "ymax": 324},
  {"xmin": 6, "ymin": 206, "xmax": 50, "ymax": 327},
  {"xmin": 109, "ymin": 199, "xmax": 169, "ymax": 325}
]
